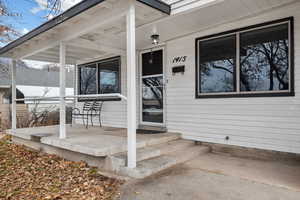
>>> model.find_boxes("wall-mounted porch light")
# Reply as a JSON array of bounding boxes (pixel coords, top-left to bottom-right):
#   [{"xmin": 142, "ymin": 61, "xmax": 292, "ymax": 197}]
[
  {"xmin": 151, "ymin": 34, "xmax": 160, "ymax": 45},
  {"xmin": 148, "ymin": 34, "xmax": 160, "ymax": 64}
]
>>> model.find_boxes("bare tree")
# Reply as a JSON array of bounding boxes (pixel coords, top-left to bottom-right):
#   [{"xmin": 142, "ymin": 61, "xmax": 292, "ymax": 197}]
[
  {"xmin": 240, "ymin": 39, "xmax": 289, "ymax": 91},
  {"xmin": 81, "ymin": 68, "xmax": 97, "ymax": 94},
  {"xmin": 0, "ymin": 0, "xmax": 62, "ymax": 45},
  {"xmin": 0, "ymin": 0, "xmax": 21, "ymax": 44},
  {"xmin": 44, "ymin": 0, "xmax": 62, "ymax": 18},
  {"xmin": 143, "ymin": 78, "xmax": 163, "ymax": 108},
  {"xmin": 17, "ymin": 87, "xmax": 59, "ymax": 128},
  {"xmin": 201, "ymin": 38, "xmax": 289, "ymax": 92}
]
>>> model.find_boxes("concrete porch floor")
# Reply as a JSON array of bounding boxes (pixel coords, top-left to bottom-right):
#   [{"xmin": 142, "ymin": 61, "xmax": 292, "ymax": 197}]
[
  {"xmin": 119, "ymin": 153, "xmax": 300, "ymax": 200},
  {"xmin": 8, "ymin": 125, "xmax": 180, "ymax": 157}
]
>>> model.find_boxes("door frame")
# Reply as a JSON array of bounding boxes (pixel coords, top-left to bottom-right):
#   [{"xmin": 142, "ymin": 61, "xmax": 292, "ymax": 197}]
[{"xmin": 139, "ymin": 46, "xmax": 166, "ymax": 127}]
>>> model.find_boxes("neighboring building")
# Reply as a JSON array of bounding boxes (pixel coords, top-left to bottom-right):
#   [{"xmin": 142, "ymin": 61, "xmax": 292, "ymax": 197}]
[
  {"xmin": 0, "ymin": 0, "xmax": 299, "ymax": 161},
  {"xmin": 0, "ymin": 61, "xmax": 74, "ymax": 129},
  {"xmin": 0, "ymin": 61, "xmax": 74, "ymax": 104}
]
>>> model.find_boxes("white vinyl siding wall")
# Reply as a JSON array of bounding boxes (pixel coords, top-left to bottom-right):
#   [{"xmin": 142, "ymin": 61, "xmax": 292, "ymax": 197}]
[{"xmin": 165, "ymin": 3, "xmax": 300, "ymax": 154}]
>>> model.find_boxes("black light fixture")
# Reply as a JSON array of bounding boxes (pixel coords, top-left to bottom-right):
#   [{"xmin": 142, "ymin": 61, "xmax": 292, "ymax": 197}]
[{"xmin": 151, "ymin": 34, "xmax": 160, "ymax": 45}]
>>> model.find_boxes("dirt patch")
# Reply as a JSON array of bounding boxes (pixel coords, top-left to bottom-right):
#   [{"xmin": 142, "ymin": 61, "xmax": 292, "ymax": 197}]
[{"xmin": 0, "ymin": 135, "xmax": 123, "ymax": 200}]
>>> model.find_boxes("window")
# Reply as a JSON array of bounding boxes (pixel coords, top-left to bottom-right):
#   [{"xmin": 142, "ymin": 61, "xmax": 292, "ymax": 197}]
[
  {"xmin": 142, "ymin": 49, "xmax": 163, "ymax": 76},
  {"xmin": 78, "ymin": 56, "xmax": 121, "ymax": 101},
  {"xmin": 79, "ymin": 64, "xmax": 97, "ymax": 95},
  {"xmin": 98, "ymin": 59, "xmax": 120, "ymax": 94},
  {"xmin": 199, "ymin": 35, "xmax": 236, "ymax": 93},
  {"xmin": 196, "ymin": 17, "xmax": 294, "ymax": 98},
  {"xmin": 240, "ymin": 24, "xmax": 289, "ymax": 92}
]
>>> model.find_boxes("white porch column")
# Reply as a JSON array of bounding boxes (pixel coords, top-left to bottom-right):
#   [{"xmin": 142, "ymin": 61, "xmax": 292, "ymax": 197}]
[
  {"xmin": 126, "ymin": 2, "xmax": 137, "ymax": 168},
  {"xmin": 59, "ymin": 42, "xmax": 66, "ymax": 139},
  {"xmin": 11, "ymin": 59, "xmax": 17, "ymax": 132}
]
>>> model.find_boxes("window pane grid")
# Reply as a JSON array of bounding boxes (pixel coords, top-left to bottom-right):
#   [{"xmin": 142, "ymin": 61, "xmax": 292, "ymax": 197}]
[
  {"xmin": 78, "ymin": 57, "xmax": 121, "ymax": 97},
  {"xmin": 196, "ymin": 19, "xmax": 292, "ymax": 97}
]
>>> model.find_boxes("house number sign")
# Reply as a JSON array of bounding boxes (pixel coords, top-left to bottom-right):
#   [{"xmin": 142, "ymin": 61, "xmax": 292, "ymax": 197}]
[
  {"xmin": 172, "ymin": 56, "xmax": 187, "ymax": 75},
  {"xmin": 172, "ymin": 56, "xmax": 187, "ymax": 64}
]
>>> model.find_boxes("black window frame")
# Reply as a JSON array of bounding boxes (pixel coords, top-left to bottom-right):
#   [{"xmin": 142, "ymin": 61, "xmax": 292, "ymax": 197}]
[
  {"xmin": 78, "ymin": 56, "xmax": 121, "ymax": 102},
  {"xmin": 195, "ymin": 17, "xmax": 294, "ymax": 99}
]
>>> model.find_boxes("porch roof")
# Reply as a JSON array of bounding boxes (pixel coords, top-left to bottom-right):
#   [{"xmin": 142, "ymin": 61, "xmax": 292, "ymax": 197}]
[
  {"xmin": 0, "ymin": 0, "xmax": 170, "ymax": 64},
  {"xmin": 0, "ymin": 0, "xmax": 296, "ymax": 65}
]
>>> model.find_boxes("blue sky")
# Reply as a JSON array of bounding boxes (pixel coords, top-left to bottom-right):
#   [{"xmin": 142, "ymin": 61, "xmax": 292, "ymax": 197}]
[
  {"xmin": 2, "ymin": 0, "xmax": 81, "ymax": 69},
  {"xmin": 3, "ymin": 0, "xmax": 82, "ymax": 42},
  {"xmin": 1, "ymin": 1, "xmax": 79, "ymax": 96},
  {"xmin": 5, "ymin": 0, "xmax": 49, "ymax": 36}
]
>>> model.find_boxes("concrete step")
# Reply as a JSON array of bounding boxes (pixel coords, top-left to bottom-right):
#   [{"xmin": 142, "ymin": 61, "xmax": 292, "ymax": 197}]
[
  {"xmin": 118, "ymin": 145, "xmax": 210, "ymax": 179},
  {"xmin": 41, "ymin": 132, "xmax": 180, "ymax": 157},
  {"xmin": 107, "ymin": 140, "xmax": 195, "ymax": 170},
  {"xmin": 137, "ymin": 125, "xmax": 167, "ymax": 133}
]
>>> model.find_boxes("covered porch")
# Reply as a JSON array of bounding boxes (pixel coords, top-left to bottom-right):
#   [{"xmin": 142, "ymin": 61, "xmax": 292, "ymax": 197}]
[
  {"xmin": 0, "ymin": 0, "xmax": 172, "ymax": 170},
  {"xmin": 7, "ymin": 124, "xmax": 205, "ymax": 179}
]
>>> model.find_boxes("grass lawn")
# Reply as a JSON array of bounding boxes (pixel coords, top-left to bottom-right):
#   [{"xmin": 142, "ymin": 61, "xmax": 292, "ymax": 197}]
[{"xmin": 0, "ymin": 135, "xmax": 122, "ymax": 200}]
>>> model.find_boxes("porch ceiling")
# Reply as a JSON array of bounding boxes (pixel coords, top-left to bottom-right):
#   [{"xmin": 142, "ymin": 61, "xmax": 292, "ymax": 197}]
[{"xmin": 0, "ymin": 0, "xmax": 170, "ymax": 64}]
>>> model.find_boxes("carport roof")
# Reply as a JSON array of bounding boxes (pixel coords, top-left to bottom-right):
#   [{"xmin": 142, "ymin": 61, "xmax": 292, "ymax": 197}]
[{"xmin": 0, "ymin": 0, "xmax": 170, "ymax": 56}]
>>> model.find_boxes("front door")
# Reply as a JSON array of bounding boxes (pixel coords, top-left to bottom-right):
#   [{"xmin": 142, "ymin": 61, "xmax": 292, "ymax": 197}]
[{"xmin": 140, "ymin": 49, "xmax": 164, "ymax": 126}]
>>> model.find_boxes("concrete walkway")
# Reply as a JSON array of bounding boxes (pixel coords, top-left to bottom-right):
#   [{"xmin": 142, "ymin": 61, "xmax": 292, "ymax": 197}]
[{"xmin": 119, "ymin": 153, "xmax": 300, "ymax": 200}]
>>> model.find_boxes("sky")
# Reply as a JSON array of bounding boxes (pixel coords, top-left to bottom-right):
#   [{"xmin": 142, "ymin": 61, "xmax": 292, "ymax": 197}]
[
  {"xmin": 2, "ymin": 0, "xmax": 82, "ymax": 97},
  {"xmin": 2, "ymin": 0, "xmax": 82, "ymax": 68},
  {"xmin": 4, "ymin": 0, "xmax": 82, "ymax": 41}
]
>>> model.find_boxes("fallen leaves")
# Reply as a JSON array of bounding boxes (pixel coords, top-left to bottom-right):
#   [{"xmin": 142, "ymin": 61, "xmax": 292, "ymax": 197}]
[{"xmin": 0, "ymin": 135, "xmax": 122, "ymax": 200}]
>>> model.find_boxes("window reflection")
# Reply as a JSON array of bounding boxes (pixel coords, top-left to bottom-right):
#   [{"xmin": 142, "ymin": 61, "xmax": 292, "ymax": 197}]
[
  {"xmin": 240, "ymin": 24, "xmax": 289, "ymax": 91},
  {"xmin": 199, "ymin": 35, "xmax": 236, "ymax": 93},
  {"xmin": 142, "ymin": 76, "xmax": 163, "ymax": 123},
  {"xmin": 79, "ymin": 64, "xmax": 96, "ymax": 95},
  {"xmin": 78, "ymin": 57, "xmax": 121, "ymax": 97}
]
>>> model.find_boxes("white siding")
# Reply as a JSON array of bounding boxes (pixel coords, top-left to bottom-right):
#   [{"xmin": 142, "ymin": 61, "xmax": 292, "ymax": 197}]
[
  {"xmin": 161, "ymin": 0, "xmax": 294, "ymax": 15},
  {"xmin": 165, "ymin": 2, "xmax": 300, "ymax": 154}
]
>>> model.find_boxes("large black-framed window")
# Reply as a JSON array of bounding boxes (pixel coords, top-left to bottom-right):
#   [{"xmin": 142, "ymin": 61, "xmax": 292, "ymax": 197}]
[
  {"xmin": 195, "ymin": 17, "xmax": 294, "ymax": 98},
  {"xmin": 78, "ymin": 56, "xmax": 121, "ymax": 101}
]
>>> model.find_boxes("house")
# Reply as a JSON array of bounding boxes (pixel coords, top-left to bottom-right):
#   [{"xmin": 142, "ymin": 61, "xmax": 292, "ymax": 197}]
[
  {"xmin": 0, "ymin": 60, "xmax": 74, "ymax": 129},
  {"xmin": 0, "ymin": 0, "xmax": 299, "ymax": 178},
  {"xmin": 0, "ymin": 60, "xmax": 74, "ymax": 103}
]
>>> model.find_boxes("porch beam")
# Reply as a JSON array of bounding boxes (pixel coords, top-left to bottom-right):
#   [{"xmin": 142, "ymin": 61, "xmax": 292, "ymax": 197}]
[
  {"xmin": 11, "ymin": 59, "xmax": 17, "ymax": 133},
  {"xmin": 59, "ymin": 42, "xmax": 66, "ymax": 139},
  {"xmin": 48, "ymin": 45, "xmax": 104, "ymax": 56},
  {"xmin": 68, "ymin": 38, "xmax": 126, "ymax": 56},
  {"xmin": 126, "ymin": 2, "xmax": 137, "ymax": 169},
  {"xmin": 26, "ymin": 54, "xmax": 76, "ymax": 65},
  {"xmin": 36, "ymin": 52, "xmax": 79, "ymax": 61},
  {"xmin": 40, "ymin": 49, "xmax": 98, "ymax": 60}
]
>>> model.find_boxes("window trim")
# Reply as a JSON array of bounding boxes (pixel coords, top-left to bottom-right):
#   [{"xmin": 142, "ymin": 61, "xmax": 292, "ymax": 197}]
[
  {"xmin": 78, "ymin": 56, "xmax": 121, "ymax": 102},
  {"xmin": 195, "ymin": 17, "xmax": 294, "ymax": 99}
]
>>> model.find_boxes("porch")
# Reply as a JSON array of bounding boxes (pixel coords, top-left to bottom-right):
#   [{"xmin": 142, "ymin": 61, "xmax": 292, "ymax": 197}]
[
  {"xmin": 1, "ymin": 0, "xmax": 173, "ymax": 170},
  {"xmin": 9, "ymin": 125, "xmax": 180, "ymax": 157},
  {"xmin": 8, "ymin": 125, "xmax": 209, "ymax": 178}
]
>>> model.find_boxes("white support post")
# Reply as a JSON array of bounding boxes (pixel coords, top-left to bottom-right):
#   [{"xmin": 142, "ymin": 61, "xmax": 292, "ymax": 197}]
[
  {"xmin": 11, "ymin": 59, "xmax": 17, "ymax": 133},
  {"xmin": 126, "ymin": 2, "xmax": 137, "ymax": 168},
  {"xmin": 59, "ymin": 42, "xmax": 66, "ymax": 139}
]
